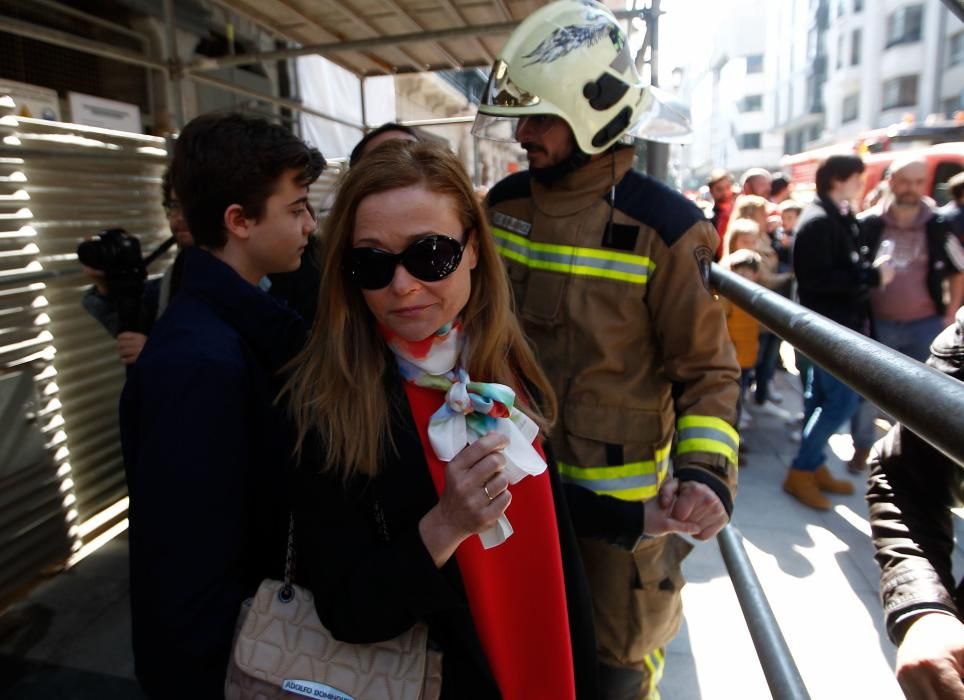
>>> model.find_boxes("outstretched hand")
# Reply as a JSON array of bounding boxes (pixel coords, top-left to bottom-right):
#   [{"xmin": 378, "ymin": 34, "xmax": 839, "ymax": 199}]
[{"xmin": 896, "ymin": 613, "xmax": 964, "ymax": 700}]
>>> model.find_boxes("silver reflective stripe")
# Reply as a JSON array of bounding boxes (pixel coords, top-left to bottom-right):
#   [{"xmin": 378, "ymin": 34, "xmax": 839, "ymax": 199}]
[
  {"xmin": 677, "ymin": 426, "xmax": 739, "ymax": 453},
  {"xmin": 497, "ymin": 235, "xmax": 651, "ymax": 277},
  {"xmin": 558, "ymin": 471, "xmax": 661, "ymax": 492}
]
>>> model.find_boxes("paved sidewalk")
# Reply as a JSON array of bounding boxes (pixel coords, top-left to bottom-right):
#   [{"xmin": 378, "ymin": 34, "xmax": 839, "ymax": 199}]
[{"xmin": 662, "ymin": 366, "xmax": 964, "ymax": 699}]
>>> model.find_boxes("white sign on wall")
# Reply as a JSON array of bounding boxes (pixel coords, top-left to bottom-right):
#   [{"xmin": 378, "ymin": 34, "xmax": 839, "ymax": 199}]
[
  {"xmin": 0, "ymin": 78, "xmax": 61, "ymax": 121},
  {"xmin": 68, "ymin": 91, "xmax": 142, "ymax": 133}
]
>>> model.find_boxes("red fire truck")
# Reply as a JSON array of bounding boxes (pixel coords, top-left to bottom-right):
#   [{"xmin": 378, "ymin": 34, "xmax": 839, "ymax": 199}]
[{"xmin": 782, "ymin": 120, "xmax": 964, "ymax": 208}]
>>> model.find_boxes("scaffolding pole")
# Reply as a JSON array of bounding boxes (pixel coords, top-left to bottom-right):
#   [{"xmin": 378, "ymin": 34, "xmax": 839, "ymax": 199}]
[
  {"xmin": 0, "ymin": 14, "xmax": 165, "ymax": 72},
  {"xmin": 186, "ymin": 10, "xmax": 648, "ymax": 73},
  {"xmin": 190, "ymin": 72, "xmax": 363, "ymax": 130}
]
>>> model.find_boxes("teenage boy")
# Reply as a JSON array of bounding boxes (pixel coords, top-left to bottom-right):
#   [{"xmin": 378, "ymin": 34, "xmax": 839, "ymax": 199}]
[{"xmin": 120, "ymin": 112, "xmax": 324, "ymax": 698}]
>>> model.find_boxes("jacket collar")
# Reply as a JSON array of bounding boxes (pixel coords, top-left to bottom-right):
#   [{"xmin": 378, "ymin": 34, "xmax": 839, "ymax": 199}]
[
  {"xmin": 530, "ymin": 147, "xmax": 635, "ymax": 217},
  {"xmin": 814, "ymin": 194, "xmax": 858, "ymax": 228},
  {"xmin": 180, "ymin": 246, "xmax": 306, "ymax": 371}
]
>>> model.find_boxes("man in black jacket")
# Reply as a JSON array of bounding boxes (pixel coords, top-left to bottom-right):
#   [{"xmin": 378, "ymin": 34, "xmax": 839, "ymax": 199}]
[
  {"xmin": 120, "ymin": 112, "xmax": 324, "ymax": 698},
  {"xmin": 785, "ymin": 155, "xmax": 894, "ymax": 510},
  {"xmin": 867, "ymin": 307, "xmax": 964, "ymax": 700}
]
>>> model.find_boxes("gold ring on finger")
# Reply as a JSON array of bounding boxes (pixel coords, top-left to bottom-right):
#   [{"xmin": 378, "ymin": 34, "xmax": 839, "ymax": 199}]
[{"xmin": 483, "ymin": 483, "xmax": 495, "ymax": 501}]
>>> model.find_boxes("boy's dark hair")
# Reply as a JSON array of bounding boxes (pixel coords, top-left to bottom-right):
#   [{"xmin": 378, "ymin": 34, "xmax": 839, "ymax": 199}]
[
  {"xmin": 171, "ymin": 112, "xmax": 325, "ymax": 249},
  {"xmin": 770, "ymin": 173, "xmax": 789, "ymax": 198},
  {"xmin": 815, "ymin": 155, "xmax": 864, "ymax": 198},
  {"xmin": 349, "ymin": 122, "xmax": 418, "ymax": 167},
  {"xmin": 947, "ymin": 171, "xmax": 964, "ymax": 202}
]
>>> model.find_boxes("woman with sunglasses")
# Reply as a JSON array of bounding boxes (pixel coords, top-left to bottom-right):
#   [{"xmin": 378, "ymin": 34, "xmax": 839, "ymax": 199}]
[{"xmin": 283, "ymin": 140, "xmax": 597, "ymax": 699}]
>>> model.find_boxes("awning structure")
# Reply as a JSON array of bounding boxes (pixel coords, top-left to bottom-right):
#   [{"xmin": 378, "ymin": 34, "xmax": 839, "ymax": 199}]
[{"xmin": 191, "ymin": 1, "xmax": 646, "ymax": 77}]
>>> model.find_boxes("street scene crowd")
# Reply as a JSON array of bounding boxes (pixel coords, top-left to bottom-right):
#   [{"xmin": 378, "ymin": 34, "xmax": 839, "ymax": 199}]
[{"xmin": 7, "ymin": 1, "xmax": 964, "ymax": 699}]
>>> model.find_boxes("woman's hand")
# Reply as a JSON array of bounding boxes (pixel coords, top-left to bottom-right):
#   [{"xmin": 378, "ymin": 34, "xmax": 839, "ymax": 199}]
[{"xmin": 419, "ymin": 433, "xmax": 511, "ymax": 567}]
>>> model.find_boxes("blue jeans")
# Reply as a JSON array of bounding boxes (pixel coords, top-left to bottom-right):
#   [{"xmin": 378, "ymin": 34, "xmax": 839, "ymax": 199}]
[
  {"xmin": 793, "ymin": 365, "xmax": 861, "ymax": 471},
  {"xmin": 753, "ymin": 332, "xmax": 781, "ymax": 404},
  {"xmin": 874, "ymin": 316, "xmax": 945, "ymax": 363},
  {"xmin": 850, "ymin": 315, "xmax": 944, "ymax": 449},
  {"xmin": 736, "ymin": 368, "xmax": 753, "ymax": 425}
]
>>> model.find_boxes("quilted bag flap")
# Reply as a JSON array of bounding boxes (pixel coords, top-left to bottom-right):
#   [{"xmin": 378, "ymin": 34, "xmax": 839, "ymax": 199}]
[{"xmin": 233, "ymin": 579, "xmax": 431, "ymax": 700}]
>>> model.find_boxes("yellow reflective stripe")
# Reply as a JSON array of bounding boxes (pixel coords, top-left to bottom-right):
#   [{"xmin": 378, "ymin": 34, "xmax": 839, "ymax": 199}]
[
  {"xmin": 495, "ymin": 227, "xmax": 654, "ymax": 266},
  {"xmin": 676, "ymin": 414, "xmax": 740, "ymax": 467},
  {"xmin": 498, "ymin": 244, "xmax": 649, "ymax": 283},
  {"xmin": 558, "ymin": 444, "xmax": 671, "ymax": 501},
  {"xmin": 676, "ymin": 437, "xmax": 738, "ymax": 467},
  {"xmin": 642, "ymin": 649, "xmax": 665, "ymax": 699},
  {"xmin": 493, "ymin": 226, "xmax": 654, "ymax": 284},
  {"xmin": 677, "ymin": 414, "xmax": 739, "ymax": 444}
]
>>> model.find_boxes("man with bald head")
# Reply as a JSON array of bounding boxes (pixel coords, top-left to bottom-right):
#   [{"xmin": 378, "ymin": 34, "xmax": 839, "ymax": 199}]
[
  {"xmin": 850, "ymin": 158, "xmax": 964, "ymax": 471},
  {"xmin": 740, "ymin": 167, "xmax": 772, "ymax": 199}
]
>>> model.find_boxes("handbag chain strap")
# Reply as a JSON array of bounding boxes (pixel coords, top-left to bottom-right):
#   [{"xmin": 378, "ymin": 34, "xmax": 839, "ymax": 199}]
[
  {"xmin": 279, "ymin": 513, "xmax": 296, "ymax": 602},
  {"xmin": 279, "ymin": 498, "xmax": 385, "ymax": 603}
]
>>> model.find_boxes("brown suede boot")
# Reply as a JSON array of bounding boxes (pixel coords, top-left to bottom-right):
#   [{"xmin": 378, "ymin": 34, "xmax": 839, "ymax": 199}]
[
  {"xmin": 848, "ymin": 447, "xmax": 871, "ymax": 474},
  {"xmin": 783, "ymin": 468, "xmax": 831, "ymax": 510},
  {"xmin": 814, "ymin": 465, "xmax": 854, "ymax": 494}
]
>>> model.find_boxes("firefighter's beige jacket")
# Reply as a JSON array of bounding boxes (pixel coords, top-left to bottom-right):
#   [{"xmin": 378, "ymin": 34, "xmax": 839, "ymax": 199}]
[{"xmin": 487, "ymin": 148, "xmax": 740, "ymax": 513}]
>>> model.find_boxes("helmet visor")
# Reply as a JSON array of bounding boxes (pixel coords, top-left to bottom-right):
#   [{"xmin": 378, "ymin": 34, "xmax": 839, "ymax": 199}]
[
  {"xmin": 479, "ymin": 60, "xmax": 542, "ymax": 109},
  {"xmin": 628, "ymin": 85, "xmax": 693, "ymax": 144},
  {"xmin": 471, "ymin": 113, "xmax": 522, "ymax": 143}
]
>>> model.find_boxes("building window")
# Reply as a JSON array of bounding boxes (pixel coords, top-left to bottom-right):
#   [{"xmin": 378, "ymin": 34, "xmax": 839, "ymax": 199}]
[
  {"xmin": 945, "ymin": 94, "xmax": 963, "ymax": 118},
  {"xmin": 740, "ymin": 94, "xmax": 763, "ymax": 112},
  {"xmin": 842, "ymin": 93, "xmax": 859, "ymax": 123},
  {"xmin": 886, "ymin": 5, "xmax": 923, "ymax": 48},
  {"xmin": 854, "ymin": 0, "xmax": 863, "ymax": 10},
  {"xmin": 837, "ymin": 0, "xmax": 846, "ymax": 17},
  {"xmin": 851, "ymin": 29, "xmax": 862, "ymax": 65},
  {"xmin": 950, "ymin": 32, "xmax": 964, "ymax": 67},
  {"xmin": 740, "ymin": 132, "xmax": 762, "ymax": 149},
  {"xmin": 746, "ymin": 54, "xmax": 764, "ymax": 74},
  {"xmin": 837, "ymin": 33, "xmax": 845, "ymax": 69},
  {"xmin": 882, "ymin": 75, "xmax": 919, "ymax": 110}
]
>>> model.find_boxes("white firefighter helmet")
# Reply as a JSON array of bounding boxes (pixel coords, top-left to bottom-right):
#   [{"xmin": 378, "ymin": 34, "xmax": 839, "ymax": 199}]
[{"xmin": 472, "ymin": 0, "xmax": 691, "ymax": 154}]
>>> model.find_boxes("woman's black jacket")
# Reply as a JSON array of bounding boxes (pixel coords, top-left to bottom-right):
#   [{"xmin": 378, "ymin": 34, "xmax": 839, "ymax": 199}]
[{"xmin": 289, "ymin": 379, "xmax": 599, "ymax": 699}]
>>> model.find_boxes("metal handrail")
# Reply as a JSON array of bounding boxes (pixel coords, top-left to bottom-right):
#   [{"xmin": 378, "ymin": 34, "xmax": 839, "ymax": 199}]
[
  {"xmin": 711, "ymin": 264, "xmax": 964, "ymax": 468},
  {"xmin": 717, "ymin": 526, "xmax": 811, "ymax": 700},
  {"xmin": 709, "ymin": 263, "xmax": 964, "ymax": 700}
]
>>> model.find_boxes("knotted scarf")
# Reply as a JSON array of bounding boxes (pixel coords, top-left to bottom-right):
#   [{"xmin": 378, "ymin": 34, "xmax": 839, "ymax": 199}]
[{"xmin": 386, "ymin": 321, "xmax": 547, "ymax": 548}]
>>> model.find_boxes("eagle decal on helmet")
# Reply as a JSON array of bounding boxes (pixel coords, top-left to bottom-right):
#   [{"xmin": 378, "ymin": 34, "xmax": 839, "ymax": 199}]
[{"xmin": 521, "ymin": 16, "xmax": 620, "ymax": 66}]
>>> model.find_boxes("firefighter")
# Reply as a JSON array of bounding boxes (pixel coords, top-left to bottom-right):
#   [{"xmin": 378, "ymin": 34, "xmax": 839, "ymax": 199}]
[{"xmin": 473, "ymin": 2, "xmax": 741, "ymax": 698}]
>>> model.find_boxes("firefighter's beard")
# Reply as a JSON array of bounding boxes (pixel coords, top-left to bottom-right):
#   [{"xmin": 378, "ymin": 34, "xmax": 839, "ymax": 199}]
[{"xmin": 525, "ymin": 145, "xmax": 592, "ymax": 185}]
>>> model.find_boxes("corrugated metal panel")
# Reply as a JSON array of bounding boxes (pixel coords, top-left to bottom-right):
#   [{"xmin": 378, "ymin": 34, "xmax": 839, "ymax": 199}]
[{"xmin": 0, "ymin": 95, "xmax": 168, "ymax": 601}]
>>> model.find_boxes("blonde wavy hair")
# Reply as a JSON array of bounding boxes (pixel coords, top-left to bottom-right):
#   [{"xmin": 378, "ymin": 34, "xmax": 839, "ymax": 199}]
[
  {"xmin": 722, "ymin": 217, "xmax": 761, "ymax": 256},
  {"xmin": 283, "ymin": 140, "xmax": 556, "ymax": 479}
]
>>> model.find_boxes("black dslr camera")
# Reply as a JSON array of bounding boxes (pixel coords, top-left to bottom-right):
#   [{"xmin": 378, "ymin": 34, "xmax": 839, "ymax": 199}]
[{"xmin": 77, "ymin": 228, "xmax": 150, "ymax": 334}]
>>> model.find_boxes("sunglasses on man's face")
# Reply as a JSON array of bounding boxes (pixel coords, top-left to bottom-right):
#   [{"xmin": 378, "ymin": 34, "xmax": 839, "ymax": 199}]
[{"xmin": 346, "ymin": 234, "xmax": 466, "ymax": 290}]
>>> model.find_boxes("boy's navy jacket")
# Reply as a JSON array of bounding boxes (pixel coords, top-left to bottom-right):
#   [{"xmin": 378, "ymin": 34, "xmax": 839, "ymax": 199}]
[{"xmin": 119, "ymin": 247, "xmax": 306, "ymax": 698}]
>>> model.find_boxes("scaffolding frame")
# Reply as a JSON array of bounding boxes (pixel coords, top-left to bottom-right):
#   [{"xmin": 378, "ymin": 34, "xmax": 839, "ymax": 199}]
[{"xmin": 0, "ymin": 2, "xmax": 653, "ymax": 133}]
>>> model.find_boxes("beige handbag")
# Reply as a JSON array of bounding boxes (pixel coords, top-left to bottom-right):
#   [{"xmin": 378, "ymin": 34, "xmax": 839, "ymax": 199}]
[{"xmin": 225, "ymin": 517, "xmax": 442, "ymax": 700}]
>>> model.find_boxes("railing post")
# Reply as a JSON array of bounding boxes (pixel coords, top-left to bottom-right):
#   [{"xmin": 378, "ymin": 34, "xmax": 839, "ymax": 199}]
[{"xmin": 717, "ymin": 525, "xmax": 812, "ymax": 700}]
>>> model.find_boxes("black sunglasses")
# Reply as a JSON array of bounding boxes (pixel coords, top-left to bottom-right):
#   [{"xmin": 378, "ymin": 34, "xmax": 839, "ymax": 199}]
[{"xmin": 346, "ymin": 234, "xmax": 465, "ymax": 290}]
